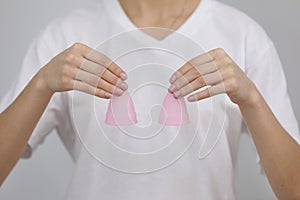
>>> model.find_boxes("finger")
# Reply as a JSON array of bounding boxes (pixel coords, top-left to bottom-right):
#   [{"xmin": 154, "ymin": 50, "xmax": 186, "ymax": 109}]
[
  {"xmin": 202, "ymin": 70, "xmax": 223, "ymax": 86},
  {"xmin": 173, "ymin": 71, "xmax": 223, "ymax": 98},
  {"xmin": 169, "ymin": 68, "xmax": 199, "ymax": 93},
  {"xmin": 107, "ymin": 62, "xmax": 128, "ymax": 80},
  {"xmin": 75, "ymin": 69, "xmax": 124, "ymax": 96},
  {"xmin": 97, "ymin": 79, "xmax": 124, "ymax": 96},
  {"xmin": 173, "ymin": 77, "xmax": 206, "ymax": 98},
  {"xmin": 169, "ymin": 61, "xmax": 220, "ymax": 92},
  {"xmin": 195, "ymin": 61, "xmax": 219, "ymax": 75},
  {"xmin": 72, "ymin": 80, "xmax": 112, "ymax": 99},
  {"xmin": 190, "ymin": 52, "xmax": 215, "ymax": 66},
  {"xmin": 101, "ymin": 68, "xmax": 128, "ymax": 90},
  {"xmin": 81, "ymin": 46, "xmax": 127, "ymax": 80},
  {"xmin": 208, "ymin": 48, "xmax": 229, "ymax": 60},
  {"xmin": 169, "ymin": 62, "xmax": 193, "ymax": 84},
  {"xmin": 79, "ymin": 44, "xmax": 110, "ymax": 67},
  {"xmin": 78, "ymin": 58, "xmax": 128, "ymax": 91},
  {"xmin": 187, "ymin": 83, "xmax": 226, "ymax": 102},
  {"xmin": 169, "ymin": 52, "xmax": 214, "ymax": 84}
]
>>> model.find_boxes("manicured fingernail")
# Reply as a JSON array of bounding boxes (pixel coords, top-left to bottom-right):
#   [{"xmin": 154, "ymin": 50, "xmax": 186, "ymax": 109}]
[
  {"xmin": 169, "ymin": 84, "xmax": 176, "ymax": 92},
  {"xmin": 119, "ymin": 82, "xmax": 128, "ymax": 91},
  {"xmin": 120, "ymin": 72, "xmax": 127, "ymax": 80},
  {"xmin": 188, "ymin": 95, "xmax": 196, "ymax": 102},
  {"xmin": 115, "ymin": 88, "xmax": 124, "ymax": 96},
  {"xmin": 105, "ymin": 93, "xmax": 113, "ymax": 98},
  {"xmin": 174, "ymin": 90, "xmax": 181, "ymax": 98},
  {"xmin": 169, "ymin": 75, "xmax": 177, "ymax": 83}
]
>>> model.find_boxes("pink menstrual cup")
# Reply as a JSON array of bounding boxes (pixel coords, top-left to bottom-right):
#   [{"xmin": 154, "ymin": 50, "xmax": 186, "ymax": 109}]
[
  {"xmin": 159, "ymin": 92, "xmax": 190, "ymax": 126},
  {"xmin": 105, "ymin": 90, "xmax": 137, "ymax": 126}
]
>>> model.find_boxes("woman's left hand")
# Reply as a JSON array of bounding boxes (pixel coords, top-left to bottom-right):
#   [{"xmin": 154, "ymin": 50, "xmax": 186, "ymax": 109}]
[{"xmin": 168, "ymin": 48, "xmax": 259, "ymax": 105}]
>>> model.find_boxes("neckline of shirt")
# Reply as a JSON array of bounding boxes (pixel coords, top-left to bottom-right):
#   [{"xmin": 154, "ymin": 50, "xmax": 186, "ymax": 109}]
[{"xmin": 102, "ymin": 0, "xmax": 212, "ymax": 43}]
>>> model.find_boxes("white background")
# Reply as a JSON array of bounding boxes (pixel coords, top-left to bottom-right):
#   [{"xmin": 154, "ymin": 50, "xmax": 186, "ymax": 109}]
[{"xmin": 0, "ymin": 0, "xmax": 299, "ymax": 199}]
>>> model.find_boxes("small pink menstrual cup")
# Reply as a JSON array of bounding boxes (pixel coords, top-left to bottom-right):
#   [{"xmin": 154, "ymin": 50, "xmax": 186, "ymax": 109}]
[
  {"xmin": 159, "ymin": 92, "xmax": 190, "ymax": 126},
  {"xmin": 105, "ymin": 90, "xmax": 137, "ymax": 126}
]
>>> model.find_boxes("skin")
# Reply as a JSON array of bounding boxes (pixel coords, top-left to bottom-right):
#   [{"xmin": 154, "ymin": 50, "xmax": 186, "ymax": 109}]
[
  {"xmin": 120, "ymin": 0, "xmax": 200, "ymax": 29},
  {"xmin": 0, "ymin": 0, "xmax": 299, "ymax": 199},
  {"xmin": 168, "ymin": 48, "xmax": 300, "ymax": 200},
  {"xmin": 0, "ymin": 43, "xmax": 128, "ymax": 185}
]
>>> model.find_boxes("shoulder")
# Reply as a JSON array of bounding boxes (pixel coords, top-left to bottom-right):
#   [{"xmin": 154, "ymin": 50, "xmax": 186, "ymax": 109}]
[
  {"xmin": 57, "ymin": 2, "xmax": 105, "ymax": 28},
  {"xmin": 206, "ymin": 0, "xmax": 273, "ymax": 48},
  {"xmin": 207, "ymin": 0, "xmax": 261, "ymax": 29},
  {"xmin": 51, "ymin": 1, "xmax": 106, "ymax": 37},
  {"xmin": 37, "ymin": 1, "xmax": 109, "ymax": 49}
]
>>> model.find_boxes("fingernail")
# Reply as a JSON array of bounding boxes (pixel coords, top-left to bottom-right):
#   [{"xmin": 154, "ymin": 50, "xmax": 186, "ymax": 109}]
[
  {"xmin": 114, "ymin": 88, "xmax": 124, "ymax": 96},
  {"xmin": 174, "ymin": 90, "xmax": 181, "ymax": 98},
  {"xmin": 169, "ymin": 75, "xmax": 177, "ymax": 83},
  {"xmin": 169, "ymin": 84, "xmax": 176, "ymax": 92},
  {"xmin": 188, "ymin": 95, "xmax": 196, "ymax": 102},
  {"xmin": 105, "ymin": 93, "xmax": 113, "ymax": 98},
  {"xmin": 120, "ymin": 72, "xmax": 128, "ymax": 80},
  {"xmin": 119, "ymin": 82, "xmax": 128, "ymax": 91}
]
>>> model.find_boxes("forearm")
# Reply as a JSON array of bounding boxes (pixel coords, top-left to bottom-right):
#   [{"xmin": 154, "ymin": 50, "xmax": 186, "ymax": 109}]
[
  {"xmin": 0, "ymin": 71, "xmax": 53, "ymax": 185},
  {"xmin": 0, "ymin": 42, "xmax": 127, "ymax": 186},
  {"xmin": 169, "ymin": 47, "xmax": 300, "ymax": 198},
  {"xmin": 239, "ymin": 89, "xmax": 300, "ymax": 200}
]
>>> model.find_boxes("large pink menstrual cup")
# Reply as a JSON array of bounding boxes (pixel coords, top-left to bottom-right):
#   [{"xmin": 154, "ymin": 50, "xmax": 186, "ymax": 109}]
[
  {"xmin": 105, "ymin": 90, "xmax": 137, "ymax": 126},
  {"xmin": 159, "ymin": 92, "xmax": 190, "ymax": 126}
]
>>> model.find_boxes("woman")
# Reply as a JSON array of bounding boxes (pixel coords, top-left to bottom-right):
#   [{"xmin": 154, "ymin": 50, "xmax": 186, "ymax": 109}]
[{"xmin": 0, "ymin": 0, "xmax": 299, "ymax": 199}]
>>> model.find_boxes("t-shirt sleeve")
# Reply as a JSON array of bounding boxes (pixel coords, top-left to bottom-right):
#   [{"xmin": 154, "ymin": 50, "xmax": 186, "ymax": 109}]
[
  {"xmin": 243, "ymin": 22, "xmax": 300, "ymax": 173},
  {"xmin": 0, "ymin": 22, "xmax": 68, "ymax": 157}
]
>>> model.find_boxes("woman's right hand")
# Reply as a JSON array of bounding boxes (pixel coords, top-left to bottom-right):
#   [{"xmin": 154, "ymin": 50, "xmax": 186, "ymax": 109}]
[{"xmin": 37, "ymin": 42, "xmax": 128, "ymax": 99}]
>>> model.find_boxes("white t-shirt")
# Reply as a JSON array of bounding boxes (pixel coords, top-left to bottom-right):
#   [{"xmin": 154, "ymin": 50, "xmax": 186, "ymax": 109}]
[{"xmin": 1, "ymin": 0, "xmax": 299, "ymax": 199}]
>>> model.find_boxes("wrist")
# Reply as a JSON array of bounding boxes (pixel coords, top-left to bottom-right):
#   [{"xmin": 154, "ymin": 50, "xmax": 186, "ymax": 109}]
[
  {"xmin": 32, "ymin": 69, "xmax": 55, "ymax": 97},
  {"xmin": 238, "ymin": 84, "xmax": 262, "ymax": 108}
]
